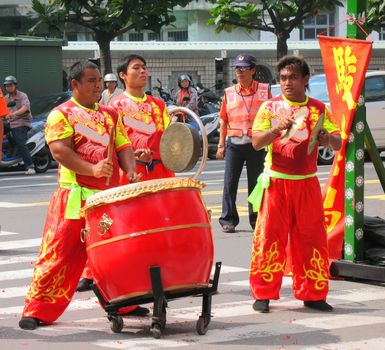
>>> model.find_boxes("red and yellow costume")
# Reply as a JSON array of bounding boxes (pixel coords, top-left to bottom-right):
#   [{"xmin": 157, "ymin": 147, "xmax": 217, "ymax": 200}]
[
  {"xmin": 0, "ymin": 87, "xmax": 9, "ymax": 157},
  {"xmin": 0, "ymin": 87, "xmax": 8, "ymax": 117},
  {"xmin": 110, "ymin": 92, "xmax": 174, "ymax": 182},
  {"xmin": 21, "ymin": 98, "xmax": 131, "ymax": 324},
  {"xmin": 248, "ymin": 95, "xmax": 339, "ymax": 302}
]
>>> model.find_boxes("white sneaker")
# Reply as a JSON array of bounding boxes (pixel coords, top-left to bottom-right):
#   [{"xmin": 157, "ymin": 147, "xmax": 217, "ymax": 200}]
[{"xmin": 25, "ymin": 168, "xmax": 36, "ymax": 175}]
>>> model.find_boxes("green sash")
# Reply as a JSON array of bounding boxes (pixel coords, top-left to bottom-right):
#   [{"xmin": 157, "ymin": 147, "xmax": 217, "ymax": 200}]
[
  {"xmin": 248, "ymin": 169, "xmax": 316, "ymax": 212},
  {"xmin": 62, "ymin": 184, "xmax": 100, "ymax": 219}
]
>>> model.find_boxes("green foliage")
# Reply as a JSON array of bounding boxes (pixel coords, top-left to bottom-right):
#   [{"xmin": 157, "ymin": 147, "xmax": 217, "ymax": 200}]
[
  {"xmin": 30, "ymin": 0, "xmax": 190, "ymax": 39},
  {"xmin": 366, "ymin": 0, "xmax": 385, "ymax": 33},
  {"xmin": 29, "ymin": 0, "xmax": 190, "ymax": 73},
  {"xmin": 209, "ymin": 0, "xmax": 344, "ymax": 58}
]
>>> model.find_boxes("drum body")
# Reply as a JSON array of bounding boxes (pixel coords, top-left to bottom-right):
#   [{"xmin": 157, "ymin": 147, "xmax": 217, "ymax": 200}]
[{"xmin": 82, "ymin": 177, "xmax": 214, "ymax": 303}]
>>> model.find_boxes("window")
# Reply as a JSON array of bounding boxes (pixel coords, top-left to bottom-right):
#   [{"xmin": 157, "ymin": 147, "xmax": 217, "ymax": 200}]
[
  {"xmin": 167, "ymin": 30, "xmax": 188, "ymax": 41},
  {"xmin": 380, "ymin": 27, "xmax": 385, "ymax": 40},
  {"xmin": 300, "ymin": 12, "xmax": 335, "ymax": 40},
  {"xmin": 148, "ymin": 32, "xmax": 160, "ymax": 41},
  {"xmin": 365, "ymin": 75, "xmax": 385, "ymax": 102},
  {"xmin": 128, "ymin": 32, "xmax": 144, "ymax": 41}
]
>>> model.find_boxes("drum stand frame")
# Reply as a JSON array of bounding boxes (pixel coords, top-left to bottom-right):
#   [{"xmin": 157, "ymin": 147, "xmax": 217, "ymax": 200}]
[{"xmin": 91, "ymin": 261, "xmax": 222, "ymax": 339}]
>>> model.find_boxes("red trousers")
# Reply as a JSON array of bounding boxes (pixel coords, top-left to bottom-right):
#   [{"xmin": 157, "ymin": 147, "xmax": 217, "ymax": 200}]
[
  {"xmin": 22, "ymin": 188, "xmax": 87, "ymax": 324},
  {"xmin": 249, "ymin": 177, "xmax": 330, "ymax": 301}
]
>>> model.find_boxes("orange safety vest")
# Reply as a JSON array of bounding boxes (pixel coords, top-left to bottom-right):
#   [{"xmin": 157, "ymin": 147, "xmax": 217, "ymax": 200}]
[
  {"xmin": 0, "ymin": 87, "xmax": 8, "ymax": 117},
  {"xmin": 225, "ymin": 83, "xmax": 269, "ymax": 137}
]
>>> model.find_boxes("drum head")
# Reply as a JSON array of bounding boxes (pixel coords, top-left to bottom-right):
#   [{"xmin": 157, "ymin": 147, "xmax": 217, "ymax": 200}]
[{"xmin": 160, "ymin": 122, "xmax": 201, "ymax": 172}]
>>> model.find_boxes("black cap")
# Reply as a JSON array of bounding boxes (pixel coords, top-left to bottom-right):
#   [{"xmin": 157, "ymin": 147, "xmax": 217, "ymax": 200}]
[{"xmin": 232, "ymin": 54, "xmax": 257, "ymax": 67}]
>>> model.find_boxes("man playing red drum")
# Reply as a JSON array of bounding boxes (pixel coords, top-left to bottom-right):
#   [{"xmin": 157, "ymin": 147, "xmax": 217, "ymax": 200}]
[
  {"xmin": 249, "ymin": 55, "xmax": 341, "ymax": 313},
  {"xmin": 77, "ymin": 55, "xmax": 175, "ymax": 293},
  {"xmin": 19, "ymin": 60, "xmax": 137, "ymax": 330},
  {"xmin": 111, "ymin": 54, "xmax": 174, "ymax": 182}
]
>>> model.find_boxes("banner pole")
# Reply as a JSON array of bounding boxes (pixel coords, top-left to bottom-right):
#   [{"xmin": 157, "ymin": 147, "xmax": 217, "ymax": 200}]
[{"xmin": 343, "ymin": 0, "xmax": 367, "ymax": 262}]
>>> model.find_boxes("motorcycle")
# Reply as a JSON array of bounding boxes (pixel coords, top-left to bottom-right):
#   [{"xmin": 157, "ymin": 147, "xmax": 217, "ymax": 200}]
[
  {"xmin": 196, "ymin": 83, "xmax": 222, "ymax": 116},
  {"xmin": 200, "ymin": 112, "xmax": 220, "ymax": 160},
  {"xmin": 153, "ymin": 78, "xmax": 174, "ymax": 106},
  {"xmin": 154, "ymin": 80, "xmax": 220, "ymax": 160},
  {"xmin": 1, "ymin": 101, "xmax": 52, "ymax": 173}
]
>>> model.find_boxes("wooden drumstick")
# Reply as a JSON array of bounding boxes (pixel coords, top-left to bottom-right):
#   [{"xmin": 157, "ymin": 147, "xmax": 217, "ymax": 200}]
[{"xmin": 105, "ymin": 127, "xmax": 115, "ymax": 186}]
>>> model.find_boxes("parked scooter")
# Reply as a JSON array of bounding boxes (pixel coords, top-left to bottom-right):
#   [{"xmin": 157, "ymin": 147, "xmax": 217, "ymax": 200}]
[
  {"xmin": 196, "ymin": 83, "xmax": 222, "ymax": 116},
  {"xmin": 154, "ymin": 79, "xmax": 220, "ymax": 160},
  {"xmin": 1, "ymin": 101, "xmax": 51, "ymax": 173},
  {"xmin": 153, "ymin": 79, "xmax": 174, "ymax": 106},
  {"xmin": 200, "ymin": 112, "xmax": 220, "ymax": 160}
]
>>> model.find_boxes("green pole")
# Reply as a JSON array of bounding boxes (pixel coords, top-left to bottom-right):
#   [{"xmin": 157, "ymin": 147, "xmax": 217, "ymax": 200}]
[{"xmin": 344, "ymin": 0, "xmax": 366, "ymax": 262}]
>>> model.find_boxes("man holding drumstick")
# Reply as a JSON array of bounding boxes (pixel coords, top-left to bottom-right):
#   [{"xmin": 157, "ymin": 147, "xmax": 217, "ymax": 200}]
[
  {"xmin": 19, "ymin": 60, "xmax": 138, "ymax": 330},
  {"xmin": 111, "ymin": 54, "xmax": 174, "ymax": 182},
  {"xmin": 249, "ymin": 55, "xmax": 341, "ymax": 313}
]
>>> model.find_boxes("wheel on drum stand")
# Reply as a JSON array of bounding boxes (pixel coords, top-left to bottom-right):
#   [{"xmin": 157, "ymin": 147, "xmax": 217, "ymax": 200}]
[
  {"xmin": 151, "ymin": 322, "xmax": 162, "ymax": 339},
  {"xmin": 196, "ymin": 314, "xmax": 210, "ymax": 335},
  {"xmin": 108, "ymin": 315, "xmax": 124, "ymax": 333}
]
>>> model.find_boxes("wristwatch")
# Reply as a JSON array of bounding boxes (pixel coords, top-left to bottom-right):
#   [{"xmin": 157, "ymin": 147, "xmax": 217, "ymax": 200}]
[{"xmin": 217, "ymin": 144, "xmax": 225, "ymax": 149}]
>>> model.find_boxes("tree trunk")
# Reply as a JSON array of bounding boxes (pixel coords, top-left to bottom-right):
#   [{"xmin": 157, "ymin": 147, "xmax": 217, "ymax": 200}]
[
  {"xmin": 276, "ymin": 32, "xmax": 289, "ymax": 61},
  {"xmin": 96, "ymin": 36, "xmax": 113, "ymax": 76}
]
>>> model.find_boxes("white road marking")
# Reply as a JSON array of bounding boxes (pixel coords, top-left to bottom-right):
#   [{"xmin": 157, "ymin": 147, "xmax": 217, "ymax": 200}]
[
  {"xmin": 212, "ymin": 265, "xmax": 248, "ymax": 274},
  {"xmin": 0, "ymin": 254, "xmax": 37, "ymax": 266},
  {"xmin": 302, "ymin": 338, "xmax": 385, "ymax": 350},
  {"xmin": 0, "ymin": 286, "xmax": 29, "ymax": 299},
  {"xmin": 0, "ymin": 231, "xmax": 18, "ymax": 236},
  {"xmin": 0, "ymin": 268, "xmax": 33, "ymax": 282},
  {"xmin": 93, "ymin": 312, "xmax": 385, "ymax": 350},
  {"xmin": 293, "ymin": 310, "xmax": 385, "ymax": 329},
  {"xmin": 0, "ymin": 183, "xmax": 57, "ymax": 190},
  {"xmin": 223, "ymin": 276, "xmax": 293, "ymax": 287},
  {"xmin": 0, "ymin": 201, "xmax": 47, "ymax": 208},
  {"xmin": 0, "ymin": 296, "xmax": 100, "ymax": 316},
  {"xmin": 0, "ymin": 238, "xmax": 41, "ymax": 250}
]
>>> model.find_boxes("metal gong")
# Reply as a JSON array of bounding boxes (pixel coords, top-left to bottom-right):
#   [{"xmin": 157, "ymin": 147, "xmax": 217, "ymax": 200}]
[{"xmin": 160, "ymin": 122, "xmax": 201, "ymax": 172}]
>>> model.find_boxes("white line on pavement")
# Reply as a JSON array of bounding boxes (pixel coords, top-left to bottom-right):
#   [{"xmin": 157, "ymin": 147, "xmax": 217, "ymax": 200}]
[
  {"xmin": 0, "ymin": 254, "xmax": 37, "ymax": 266},
  {"xmin": 0, "ymin": 183, "xmax": 57, "ymax": 190},
  {"xmin": 0, "ymin": 268, "xmax": 33, "ymax": 282},
  {"xmin": 0, "ymin": 201, "xmax": 48, "ymax": 208},
  {"xmin": 0, "ymin": 238, "xmax": 41, "ymax": 250},
  {"xmin": 0, "ymin": 286, "xmax": 29, "ymax": 299},
  {"xmin": 0, "ymin": 231, "xmax": 18, "ymax": 236}
]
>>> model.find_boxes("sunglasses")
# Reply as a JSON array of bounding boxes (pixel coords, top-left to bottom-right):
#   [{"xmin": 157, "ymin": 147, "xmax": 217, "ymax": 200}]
[{"xmin": 234, "ymin": 66, "xmax": 251, "ymax": 72}]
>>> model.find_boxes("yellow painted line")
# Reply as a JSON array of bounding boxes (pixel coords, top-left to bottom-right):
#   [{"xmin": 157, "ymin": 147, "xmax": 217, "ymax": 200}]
[
  {"xmin": 365, "ymin": 194, "xmax": 385, "ymax": 200},
  {"xmin": 0, "ymin": 178, "xmax": 382, "ymax": 208},
  {"xmin": 201, "ymin": 179, "xmax": 380, "ymax": 196}
]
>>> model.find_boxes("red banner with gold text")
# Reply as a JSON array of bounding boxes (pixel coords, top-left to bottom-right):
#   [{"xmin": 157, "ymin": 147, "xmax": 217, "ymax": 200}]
[{"xmin": 318, "ymin": 35, "xmax": 372, "ymax": 260}]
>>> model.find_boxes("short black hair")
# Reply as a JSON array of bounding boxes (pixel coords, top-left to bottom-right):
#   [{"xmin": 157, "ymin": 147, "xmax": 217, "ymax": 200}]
[
  {"xmin": 117, "ymin": 54, "xmax": 147, "ymax": 85},
  {"xmin": 276, "ymin": 55, "xmax": 310, "ymax": 78},
  {"xmin": 68, "ymin": 60, "xmax": 99, "ymax": 87}
]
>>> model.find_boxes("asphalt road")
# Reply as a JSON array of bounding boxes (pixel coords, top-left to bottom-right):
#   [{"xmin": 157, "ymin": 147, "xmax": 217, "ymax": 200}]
[{"xmin": 0, "ymin": 159, "xmax": 385, "ymax": 350}]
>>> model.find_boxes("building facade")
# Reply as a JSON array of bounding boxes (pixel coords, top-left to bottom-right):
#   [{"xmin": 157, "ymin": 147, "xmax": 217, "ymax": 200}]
[{"xmin": 0, "ymin": 0, "xmax": 384, "ymax": 94}]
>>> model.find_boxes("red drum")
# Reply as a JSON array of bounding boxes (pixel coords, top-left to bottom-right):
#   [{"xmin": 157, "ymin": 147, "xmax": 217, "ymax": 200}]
[{"xmin": 82, "ymin": 177, "xmax": 214, "ymax": 304}]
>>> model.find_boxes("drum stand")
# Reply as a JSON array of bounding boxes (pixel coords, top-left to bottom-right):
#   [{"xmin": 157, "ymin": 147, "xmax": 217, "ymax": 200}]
[{"xmin": 91, "ymin": 261, "xmax": 222, "ymax": 339}]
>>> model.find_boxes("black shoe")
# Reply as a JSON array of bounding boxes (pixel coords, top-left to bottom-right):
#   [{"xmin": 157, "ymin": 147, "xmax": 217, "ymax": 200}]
[
  {"xmin": 121, "ymin": 306, "xmax": 150, "ymax": 317},
  {"xmin": 253, "ymin": 299, "xmax": 270, "ymax": 313},
  {"xmin": 19, "ymin": 317, "xmax": 40, "ymax": 330},
  {"xmin": 222, "ymin": 224, "xmax": 235, "ymax": 233},
  {"xmin": 304, "ymin": 300, "xmax": 333, "ymax": 312},
  {"xmin": 76, "ymin": 278, "xmax": 93, "ymax": 292}
]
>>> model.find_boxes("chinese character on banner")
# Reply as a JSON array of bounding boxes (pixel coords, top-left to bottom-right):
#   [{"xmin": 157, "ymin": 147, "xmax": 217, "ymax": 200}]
[{"xmin": 318, "ymin": 35, "xmax": 372, "ymax": 260}]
